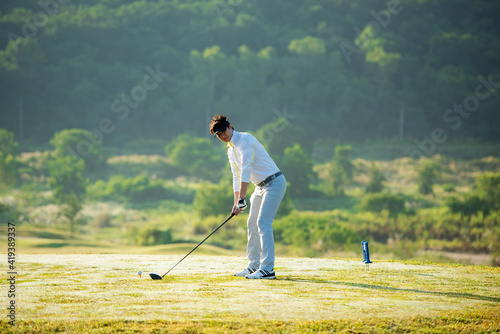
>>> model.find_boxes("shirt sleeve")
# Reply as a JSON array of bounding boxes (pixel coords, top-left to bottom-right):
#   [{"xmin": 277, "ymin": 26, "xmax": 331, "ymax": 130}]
[
  {"xmin": 239, "ymin": 136, "xmax": 256, "ymax": 184},
  {"xmin": 227, "ymin": 148, "xmax": 241, "ymax": 192}
]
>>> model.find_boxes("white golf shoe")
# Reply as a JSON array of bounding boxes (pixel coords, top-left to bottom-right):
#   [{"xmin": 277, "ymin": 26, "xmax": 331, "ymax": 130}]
[
  {"xmin": 234, "ymin": 267, "xmax": 257, "ymax": 277},
  {"xmin": 245, "ymin": 269, "xmax": 276, "ymax": 279}
]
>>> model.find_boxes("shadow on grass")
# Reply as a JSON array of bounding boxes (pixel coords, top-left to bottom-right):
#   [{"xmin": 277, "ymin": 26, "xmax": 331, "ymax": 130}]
[{"xmin": 278, "ymin": 277, "xmax": 500, "ymax": 303}]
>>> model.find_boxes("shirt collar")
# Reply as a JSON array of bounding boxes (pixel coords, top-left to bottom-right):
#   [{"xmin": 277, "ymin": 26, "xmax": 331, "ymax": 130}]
[{"xmin": 227, "ymin": 131, "xmax": 240, "ymax": 148}]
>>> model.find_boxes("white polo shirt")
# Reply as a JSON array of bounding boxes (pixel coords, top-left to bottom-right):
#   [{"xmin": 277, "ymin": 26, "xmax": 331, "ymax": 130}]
[{"xmin": 227, "ymin": 131, "xmax": 280, "ymax": 192}]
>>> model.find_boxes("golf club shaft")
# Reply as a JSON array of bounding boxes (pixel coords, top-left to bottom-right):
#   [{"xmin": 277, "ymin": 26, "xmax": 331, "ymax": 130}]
[{"xmin": 162, "ymin": 213, "xmax": 235, "ymax": 277}]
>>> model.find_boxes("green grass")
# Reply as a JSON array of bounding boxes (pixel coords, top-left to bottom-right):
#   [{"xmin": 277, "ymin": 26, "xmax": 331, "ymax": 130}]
[
  {"xmin": 14, "ymin": 224, "xmax": 236, "ymax": 255},
  {"xmin": 3, "ymin": 314, "xmax": 500, "ymax": 334},
  {"xmin": 1, "ymin": 254, "xmax": 498, "ymax": 333},
  {"xmin": 18, "ymin": 237, "xmax": 237, "ymax": 256}
]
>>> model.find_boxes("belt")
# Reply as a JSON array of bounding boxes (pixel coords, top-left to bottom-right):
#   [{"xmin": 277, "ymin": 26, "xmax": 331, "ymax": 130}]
[{"xmin": 257, "ymin": 171, "xmax": 283, "ymax": 187}]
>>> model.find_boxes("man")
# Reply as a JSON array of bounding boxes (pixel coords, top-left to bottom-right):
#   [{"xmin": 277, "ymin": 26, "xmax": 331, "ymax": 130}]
[{"xmin": 210, "ymin": 114, "xmax": 287, "ymax": 279}]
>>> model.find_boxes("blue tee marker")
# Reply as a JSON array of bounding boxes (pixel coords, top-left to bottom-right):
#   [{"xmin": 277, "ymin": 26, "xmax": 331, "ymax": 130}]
[{"xmin": 362, "ymin": 241, "xmax": 373, "ymax": 269}]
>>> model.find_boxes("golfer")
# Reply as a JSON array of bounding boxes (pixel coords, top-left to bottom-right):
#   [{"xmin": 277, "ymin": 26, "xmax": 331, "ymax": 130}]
[{"xmin": 210, "ymin": 115, "xmax": 286, "ymax": 279}]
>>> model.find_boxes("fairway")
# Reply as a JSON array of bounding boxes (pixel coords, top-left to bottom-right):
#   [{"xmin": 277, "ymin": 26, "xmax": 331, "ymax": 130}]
[{"xmin": 2, "ymin": 254, "xmax": 499, "ymax": 333}]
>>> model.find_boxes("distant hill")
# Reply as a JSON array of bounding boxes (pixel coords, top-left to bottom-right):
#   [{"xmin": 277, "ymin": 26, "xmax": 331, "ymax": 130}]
[{"xmin": 1, "ymin": 0, "xmax": 499, "ymax": 145}]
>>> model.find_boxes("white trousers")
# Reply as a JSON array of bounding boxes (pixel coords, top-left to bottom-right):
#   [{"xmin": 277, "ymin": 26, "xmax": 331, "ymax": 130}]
[{"xmin": 246, "ymin": 175, "xmax": 287, "ymax": 272}]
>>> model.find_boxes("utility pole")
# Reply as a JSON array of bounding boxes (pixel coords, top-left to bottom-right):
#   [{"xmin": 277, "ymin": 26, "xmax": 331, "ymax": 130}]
[
  {"xmin": 206, "ymin": 66, "xmax": 216, "ymax": 138},
  {"xmin": 19, "ymin": 97, "xmax": 24, "ymax": 143},
  {"xmin": 399, "ymin": 103, "xmax": 404, "ymax": 143}
]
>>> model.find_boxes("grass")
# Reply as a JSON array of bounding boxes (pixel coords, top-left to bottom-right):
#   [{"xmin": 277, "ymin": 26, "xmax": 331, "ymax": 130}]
[
  {"xmin": 16, "ymin": 226, "xmax": 237, "ymax": 254},
  {"xmin": 1, "ymin": 254, "xmax": 499, "ymax": 333}
]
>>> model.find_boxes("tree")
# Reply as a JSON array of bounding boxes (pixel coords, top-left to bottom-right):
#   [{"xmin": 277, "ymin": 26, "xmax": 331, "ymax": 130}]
[
  {"xmin": 193, "ymin": 179, "xmax": 234, "ymax": 217},
  {"xmin": 136, "ymin": 225, "xmax": 173, "ymax": 246},
  {"xmin": 476, "ymin": 172, "xmax": 500, "ymax": 211},
  {"xmin": 0, "ymin": 152, "xmax": 16, "ymax": 188},
  {"xmin": 280, "ymin": 144, "xmax": 315, "ymax": 198},
  {"xmin": 325, "ymin": 145, "xmax": 354, "ymax": 196},
  {"xmin": 49, "ymin": 156, "xmax": 86, "ymax": 204},
  {"xmin": 0, "ymin": 129, "xmax": 18, "ymax": 156},
  {"xmin": 366, "ymin": 163, "xmax": 385, "ymax": 193},
  {"xmin": 288, "ymin": 36, "xmax": 326, "ymax": 57},
  {"xmin": 0, "ymin": 37, "xmax": 45, "ymax": 71},
  {"xmin": 417, "ymin": 159, "xmax": 440, "ymax": 195},
  {"xmin": 359, "ymin": 193, "xmax": 406, "ymax": 217},
  {"xmin": 0, "ymin": 129, "xmax": 18, "ymax": 188},
  {"xmin": 50, "ymin": 129, "xmax": 105, "ymax": 173},
  {"xmin": 49, "ymin": 156, "xmax": 86, "ymax": 234},
  {"xmin": 59, "ymin": 194, "xmax": 83, "ymax": 235},
  {"xmin": 255, "ymin": 118, "xmax": 311, "ymax": 158},
  {"xmin": 445, "ymin": 194, "xmax": 487, "ymax": 216},
  {"xmin": 165, "ymin": 134, "xmax": 225, "ymax": 180},
  {"xmin": 446, "ymin": 172, "xmax": 500, "ymax": 216},
  {"xmin": 0, "ymin": 0, "xmax": 500, "ymax": 144},
  {"xmin": 0, "ymin": 200, "xmax": 18, "ymax": 223}
]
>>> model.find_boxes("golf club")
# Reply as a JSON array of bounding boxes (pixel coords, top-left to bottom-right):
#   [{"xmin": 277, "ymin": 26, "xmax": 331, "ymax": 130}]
[{"xmin": 150, "ymin": 213, "xmax": 235, "ymax": 280}]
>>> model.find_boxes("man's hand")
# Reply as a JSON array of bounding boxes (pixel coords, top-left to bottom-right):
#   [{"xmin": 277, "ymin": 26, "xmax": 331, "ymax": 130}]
[
  {"xmin": 232, "ymin": 198, "xmax": 247, "ymax": 216},
  {"xmin": 238, "ymin": 197, "xmax": 247, "ymax": 211},
  {"xmin": 231, "ymin": 204, "xmax": 241, "ymax": 215}
]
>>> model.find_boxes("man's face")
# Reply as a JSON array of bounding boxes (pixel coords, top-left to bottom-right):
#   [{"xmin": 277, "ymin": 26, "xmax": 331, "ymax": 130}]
[{"xmin": 216, "ymin": 126, "xmax": 233, "ymax": 142}]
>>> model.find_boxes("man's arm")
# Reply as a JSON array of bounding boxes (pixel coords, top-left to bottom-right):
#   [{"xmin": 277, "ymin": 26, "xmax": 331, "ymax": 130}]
[
  {"xmin": 232, "ymin": 182, "xmax": 249, "ymax": 215},
  {"xmin": 239, "ymin": 182, "xmax": 249, "ymax": 199}
]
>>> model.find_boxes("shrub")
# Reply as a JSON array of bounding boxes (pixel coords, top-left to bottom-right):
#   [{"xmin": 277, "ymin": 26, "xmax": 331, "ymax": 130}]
[
  {"xmin": 107, "ymin": 155, "xmax": 181, "ymax": 179},
  {"xmin": 442, "ymin": 183, "xmax": 456, "ymax": 192},
  {"xmin": 0, "ymin": 129, "xmax": 18, "ymax": 187},
  {"xmin": 60, "ymin": 194, "xmax": 83, "ymax": 235},
  {"xmin": 417, "ymin": 159, "xmax": 441, "ymax": 195},
  {"xmin": 193, "ymin": 179, "xmax": 234, "ymax": 217},
  {"xmin": 277, "ymin": 192, "xmax": 294, "ymax": 217},
  {"xmin": 136, "ymin": 226, "xmax": 173, "ymax": 246},
  {"xmin": 359, "ymin": 193, "xmax": 406, "ymax": 217},
  {"xmin": 193, "ymin": 177, "xmax": 294, "ymax": 218},
  {"xmin": 0, "ymin": 200, "xmax": 19, "ymax": 224},
  {"xmin": 274, "ymin": 212, "xmax": 357, "ymax": 254},
  {"xmin": 255, "ymin": 118, "xmax": 312, "ymax": 157},
  {"xmin": 0, "ymin": 152, "xmax": 17, "ymax": 188},
  {"xmin": 445, "ymin": 195, "xmax": 488, "ymax": 216},
  {"xmin": 92, "ymin": 212, "xmax": 112, "ymax": 228},
  {"xmin": 279, "ymin": 144, "xmax": 315, "ymax": 198},
  {"xmin": 192, "ymin": 215, "xmax": 247, "ymax": 250},
  {"xmin": 476, "ymin": 172, "xmax": 500, "ymax": 211},
  {"xmin": 50, "ymin": 129, "xmax": 105, "ymax": 173},
  {"xmin": 445, "ymin": 172, "xmax": 500, "ymax": 216},
  {"xmin": 365, "ymin": 163, "xmax": 384, "ymax": 193},
  {"xmin": 48, "ymin": 156, "xmax": 86, "ymax": 204},
  {"xmin": 324, "ymin": 145, "xmax": 354, "ymax": 196},
  {"xmin": 0, "ymin": 128, "xmax": 18, "ymax": 156},
  {"xmin": 87, "ymin": 174, "xmax": 195, "ymax": 204},
  {"xmin": 166, "ymin": 134, "xmax": 225, "ymax": 180}
]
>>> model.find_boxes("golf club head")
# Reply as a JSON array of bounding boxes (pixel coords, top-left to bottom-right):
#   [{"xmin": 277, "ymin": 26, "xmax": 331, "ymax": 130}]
[{"xmin": 149, "ymin": 273, "xmax": 163, "ymax": 280}]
